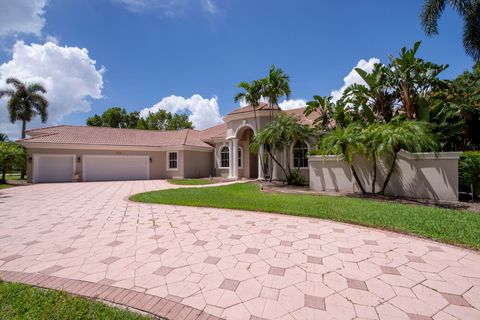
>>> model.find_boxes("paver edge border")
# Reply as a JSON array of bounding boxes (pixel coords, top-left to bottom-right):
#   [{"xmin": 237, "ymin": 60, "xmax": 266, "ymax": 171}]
[{"xmin": 0, "ymin": 270, "xmax": 222, "ymax": 320}]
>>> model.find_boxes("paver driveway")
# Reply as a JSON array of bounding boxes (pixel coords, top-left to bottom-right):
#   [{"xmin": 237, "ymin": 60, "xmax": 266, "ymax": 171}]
[{"xmin": 1, "ymin": 180, "xmax": 480, "ymax": 320}]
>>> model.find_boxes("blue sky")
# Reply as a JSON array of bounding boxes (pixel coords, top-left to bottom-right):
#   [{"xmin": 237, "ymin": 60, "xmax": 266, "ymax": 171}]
[{"xmin": 0, "ymin": 0, "xmax": 476, "ymax": 138}]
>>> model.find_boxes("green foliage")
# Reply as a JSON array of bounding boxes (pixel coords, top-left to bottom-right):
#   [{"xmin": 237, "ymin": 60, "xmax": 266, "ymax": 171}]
[
  {"xmin": 261, "ymin": 65, "xmax": 291, "ymax": 109},
  {"xmin": 420, "ymin": 0, "xmax": 480, "ymax": 61},
  {"xmin": 286, "ymin": 168, "xmax": 305, "ymax": 186},
  {"xmin": 234, "ymin": 80, "xmax": 263, "ymax": 131},
  {"xmin": 0, "ymin": 142, "xmax": 27, "ymax": 184},
  {"xmin": 86, "ymin": 107, "xmax": 139, "ymax": 129},
  {"xmin": 459, "ymin": 151, "xmax": 480, "ymax": 198},
  {"xmin": 251, "ymin": 112, "xmax": 311, "ymax": 183},
  {"xmin": 0, "ymin": 133, "xmax": 8, "ymax": 142},
  {"xmin": 0, "ymin": 77, "xmax": 49, "ymax": 138},
  {"xmin": 131, "ymin": 183, "xmax": 480, "ymax": 249},
  {"xmin": 0, "ymin": 281, "xmax": 149, "ymax": 320},
  {"xmin": 137, "ymin": 109, "xmax": 193, "ymax": 130},
  {"xmin": 388, "ymin": 41, "xmax": 448, "ymax": 119}
]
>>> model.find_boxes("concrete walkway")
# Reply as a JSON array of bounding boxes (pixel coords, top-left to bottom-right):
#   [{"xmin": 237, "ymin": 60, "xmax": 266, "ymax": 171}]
[{"xmin": 0, "ymin": 180, "xmax": 479, "ymax": 320}]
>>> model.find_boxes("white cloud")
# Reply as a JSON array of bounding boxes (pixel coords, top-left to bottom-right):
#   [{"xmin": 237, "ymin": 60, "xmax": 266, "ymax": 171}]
[
  {"xmin": 114, "ymin": 0, "xmax": 217, "ymax": 16},
  {"xmin": 0, "ymin": 41, "xmax": 105, "ymax": 139},
  {"xmin": 140, "ymin": 94, "xmax": 223, "ymax": 130},
  {"xmin": 279, "ymin": 99, "xmax": 307, "ymax": 110},
  {"xmin": 330, "ymin": 58, "xmax": 380, "ymax": 102},
  {"xmin": 0, "ymin": 0, "xmax": 47, "ymax": 37}
]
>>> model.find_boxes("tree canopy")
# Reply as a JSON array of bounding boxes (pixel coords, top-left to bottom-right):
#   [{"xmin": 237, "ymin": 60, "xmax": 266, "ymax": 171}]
[{"xmin": 137, "ymin": 110, "xmax": 193, "ymax": 131}]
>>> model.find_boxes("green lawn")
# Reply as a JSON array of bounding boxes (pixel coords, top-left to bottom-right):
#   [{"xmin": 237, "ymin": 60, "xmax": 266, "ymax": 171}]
[
  {"xmin": 130, "ymin": 183, "xmax": 480, "ymax": 249},
  {"xmin": 0, "ymin": 184, "xmax": 15, "ymax": 190},
  {"xmin": 0, "ymin": 281, "xmax": 150, "ymax": 320},
  {"xmin": 167, "ymin": 179, "xmax": 215, "ymax": 185}
]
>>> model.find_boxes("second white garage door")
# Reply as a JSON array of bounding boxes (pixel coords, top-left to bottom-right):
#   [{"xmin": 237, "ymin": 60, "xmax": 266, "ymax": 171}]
[{"xmin": 83, "ymin": 155, "xmax": 150, "ymax": 182}]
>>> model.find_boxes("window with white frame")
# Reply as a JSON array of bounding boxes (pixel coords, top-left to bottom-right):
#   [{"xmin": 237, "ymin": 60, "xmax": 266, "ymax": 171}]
[
  {"xmin": 293, "ymin": 141, "xmax": 308, "ymax": 168},
  {"xmin": 167, "ymin": 151, "xmax": 178, "ymax": 170},
  {"xmin": 220, "ymin": 146, "xmax": 229, "ymax": 168},
  {"xmin": 237, "ymin": 147, "xmax": 243, "ymax": 168}
]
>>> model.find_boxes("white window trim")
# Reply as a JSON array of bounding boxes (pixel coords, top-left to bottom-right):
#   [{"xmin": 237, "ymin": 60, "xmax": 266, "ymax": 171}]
[
  {"xmin": 237, "ymin": 146, "xmax": 243, "ymax": 169},
  {"xmin": 166, "ymin": 151, "xmax": 179, "ymax": 171},
  {"xmin": 219, "ymin": 145, "xmax": 230, "ymax": 169},
  {"xmin": 290, "ymin": 141, "xmax": 310, "ymax": 169}
]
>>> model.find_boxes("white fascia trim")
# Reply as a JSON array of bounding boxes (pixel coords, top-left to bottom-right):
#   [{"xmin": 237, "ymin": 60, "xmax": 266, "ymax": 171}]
[
  {"xmin": 19, "ymin": 142, "xmax": 213, "ymax": 153},
  {"xmin": 308, "ymin": 155, "xmax": 345, "ymax": 161},
  {"xmin": 397, "ymin": 150, "xmax": 462, "ymax": 160}
]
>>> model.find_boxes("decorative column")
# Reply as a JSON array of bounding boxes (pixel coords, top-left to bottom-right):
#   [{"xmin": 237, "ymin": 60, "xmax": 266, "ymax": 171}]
[
  {"xmin": 258, "ymin": 145, "xmax": 265, "ymax": 180},
  {"xmin": 228, "ymin": 139, "xmax": 234, "ymax": 179},
  {"xmin": 232, "ymin": 138, "xmax": 239, "ymax": 180},
  {"xmin": 272, "ymin": 149, "xmax": 279, "ymax": 181}
]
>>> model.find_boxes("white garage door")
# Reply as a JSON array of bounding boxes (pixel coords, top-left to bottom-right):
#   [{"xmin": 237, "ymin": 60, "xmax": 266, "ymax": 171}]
[
  {"xmin": 83, "ymin": 155, "xmax": 149, "ymax": 182},
  {"xmin": 34, "ymin": 154, "xmax": 75, "ymax": 183}
]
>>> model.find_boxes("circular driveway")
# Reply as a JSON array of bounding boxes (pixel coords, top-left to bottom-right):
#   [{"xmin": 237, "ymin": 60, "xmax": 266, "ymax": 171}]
[{"xmin": 0, "ymin": 180, "xmax": 479, "ymax": 320}]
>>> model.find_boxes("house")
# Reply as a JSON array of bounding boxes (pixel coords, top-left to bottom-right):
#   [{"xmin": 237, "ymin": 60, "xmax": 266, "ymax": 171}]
[{"xmin": 19, "ymin": 103, "xmax": 318, "ymax": 183}]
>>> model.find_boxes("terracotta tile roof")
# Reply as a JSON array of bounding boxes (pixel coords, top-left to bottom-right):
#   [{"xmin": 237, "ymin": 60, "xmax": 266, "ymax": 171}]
[
  {"xmin": 199, "ymin": 123, "xmax": 227, "ymax": 142},
  {"xmin": 19, "ymin": 125, "xmax": 213, "ymax": 149},
  {"xmin": 226, "ymin": 102, "xmax": 281, "ymax": 116},
  {"xmin": 284, "ymin": 107, "xmax": 319, "ymax": 127}
]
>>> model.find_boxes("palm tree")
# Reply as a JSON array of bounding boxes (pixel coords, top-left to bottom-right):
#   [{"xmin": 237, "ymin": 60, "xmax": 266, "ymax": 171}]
[
  {"xmin": 234, "ymin": 79, "xmax": 263, "ymax": 133},
  {"xmin": 250, "ymin": 112, "xmax": 311, "ymax": 182},
  {"xmin": 420, "ymin": 0, "xmax": 480, "ymax": 61},
  {"xmin": 343, "ymin": 64, "xmax": 397, "ymax": 123},
  {"xmin": 0, "ymin": 78, "xmax": 49, "ymax": 139},
  {"xmin": 0, "ymin": 133, "xmax": 8, "ymax": 142},
  {"xmin": 262, "ymin": 65, "xmax": 291, "ymax": 119},
  {"xmin": 305, "ymin": 95, "xmax": 336, "ymax": 130},
  {"xmin": 316, "ymin": 124, "xmax": 367, "ymax": 194},
  {"xmin": 388, "ymin": 41, "xmax": 447, "ymax": 120},
  {"xmin": 376, "ymin": 121, "xmax": 438, "ymax": 195}
]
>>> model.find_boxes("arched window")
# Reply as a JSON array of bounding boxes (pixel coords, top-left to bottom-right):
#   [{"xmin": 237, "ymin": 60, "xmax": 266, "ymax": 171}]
[
  {"xmin": 237, "ymin": 147, "xmax": 243, "ymax": 168},
  {"xmin": 293, "ymin": 141, "xmax": 308, "ymax": 168},
  {"xmin": 220, "ymin": 146, "xmax": 229, "ymax": 168}
]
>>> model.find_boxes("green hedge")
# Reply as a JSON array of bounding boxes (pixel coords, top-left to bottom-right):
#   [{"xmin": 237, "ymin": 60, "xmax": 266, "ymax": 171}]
[{"xmin": 459, "ymin": 151, "xmax": 480, "ymax": 198}]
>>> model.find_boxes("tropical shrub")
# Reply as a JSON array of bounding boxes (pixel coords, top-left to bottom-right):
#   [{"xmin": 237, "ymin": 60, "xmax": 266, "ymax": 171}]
[
  {"xmin": 459, "ymin": 151, "xmax": 480, "ymax": 199},
  {"xmin": 286, "ymin": 168, "xmax": 305, "ymax": 186},
  {"xmin": 0, "ymin": 142, "xmax": 27, "ymax": 183}
]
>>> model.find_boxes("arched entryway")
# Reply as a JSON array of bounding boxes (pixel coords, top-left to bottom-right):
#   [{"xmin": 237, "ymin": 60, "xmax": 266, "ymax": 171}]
[{"xmin": 234, "ymin": 125, "xmax": 259, "ymax": 179}]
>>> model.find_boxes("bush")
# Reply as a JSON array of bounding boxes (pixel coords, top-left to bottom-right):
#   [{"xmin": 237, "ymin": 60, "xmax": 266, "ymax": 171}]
[
  {"xmin": 459, "ymin": 151, "xmax": 480, "ymax": 199},
  {"xmin": 286, "ymin": 168, "xmax": 305, "ymax": 186}
]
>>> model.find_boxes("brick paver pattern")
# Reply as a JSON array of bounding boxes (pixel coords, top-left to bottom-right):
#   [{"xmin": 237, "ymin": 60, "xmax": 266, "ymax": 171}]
[{"xmin": 1, "ymin": 180, "xmax": 480, "ymax": 320}]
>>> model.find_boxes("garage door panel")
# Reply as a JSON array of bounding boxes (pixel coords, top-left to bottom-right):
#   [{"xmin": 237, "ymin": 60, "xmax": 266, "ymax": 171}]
[
  {"xmin": 35, "ymin": 155, "xmax": 75, "ymax": 183},
  {"xmin": 83, "ymin": 156, "xmax": 149, "ymax": 182}
]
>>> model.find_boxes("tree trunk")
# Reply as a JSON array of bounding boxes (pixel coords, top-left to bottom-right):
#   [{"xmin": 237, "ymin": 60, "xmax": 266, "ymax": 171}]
[
  {"xmin": 351, "ymin": 164, "xmax": 366, "ymax": 194},
  {"xmin": 267, "ymin": 148, "xmax": 288, "ymax": 179},
  {"xmin": 20, "ymin": 120, "xmax": 27, "ymax": 180},
  {"xmin": 21, "ymin": 120, "xmax": 27, "ymax": 139},
  {"xmin": 371, "ymin": 152, "xmax": 377, "ymax": 194},
  {"xmin": 1, "ymin": 165, "xmax": 6, "ymax": 184},
  {"xmin": 380, "ymin": 151, "xmax": 398, "ymax": 195}
]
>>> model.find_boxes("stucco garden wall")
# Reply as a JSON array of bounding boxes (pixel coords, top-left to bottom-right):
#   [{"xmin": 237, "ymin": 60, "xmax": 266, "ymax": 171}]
[{"xmin": 309, "ymin": 151, "xmax": 462, "ymax": 201}]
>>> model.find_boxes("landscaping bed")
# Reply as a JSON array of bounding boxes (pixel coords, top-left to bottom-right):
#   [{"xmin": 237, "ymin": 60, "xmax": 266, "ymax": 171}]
[{"xmin": 130, "ymin": 182, "xmax": 480, "ymax": 250}]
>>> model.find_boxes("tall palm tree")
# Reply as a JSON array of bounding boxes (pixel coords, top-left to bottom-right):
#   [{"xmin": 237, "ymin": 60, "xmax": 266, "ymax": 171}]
[
  {"xmin": 234, "ymin": 79, "xmax": 263, "ymax": 133},
  {"xmin": 250, "ymin": 112, "xmax": 311, "ymax": 182},
  {"xmin": 420, "ymin": 0, "xmax": 480, "ymax": 61},
  {"xmin": 0, "ymin": 78, "xmax": 49, "ymax": 139},
  {"xmin": 343, "ymin": 64, "xmax": 397, "ymax": 123},
  {"xmin": 262, "ymin": 65, "xmax": 291, "ymax": 119}
]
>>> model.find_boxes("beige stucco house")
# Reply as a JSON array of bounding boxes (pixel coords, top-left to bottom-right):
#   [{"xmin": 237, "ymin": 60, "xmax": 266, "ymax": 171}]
[{"xmin": 19, "ymin": 103, "xmax": 316, "ymax": 183}]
